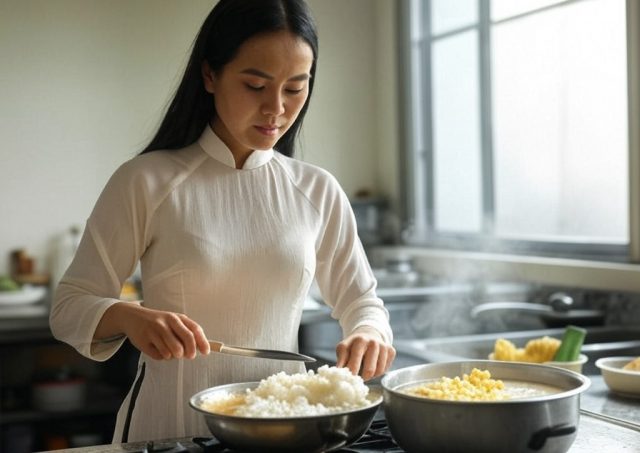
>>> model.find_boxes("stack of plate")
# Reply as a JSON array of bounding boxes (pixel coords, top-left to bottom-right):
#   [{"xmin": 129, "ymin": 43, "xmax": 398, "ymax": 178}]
[{"xmin": 0, "ymin": 285, "xmax": 48, "ymax": 317}]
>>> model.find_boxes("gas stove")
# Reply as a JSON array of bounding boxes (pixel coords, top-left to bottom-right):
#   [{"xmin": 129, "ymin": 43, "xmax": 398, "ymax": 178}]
[{"xmin": 134, "ymin": 417, "xmax": 402, "ymax": 453}]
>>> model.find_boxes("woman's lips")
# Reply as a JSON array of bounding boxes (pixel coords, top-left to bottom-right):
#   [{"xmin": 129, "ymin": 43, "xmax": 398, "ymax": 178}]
[{"xmin": 254, "ymin": 125, "xmax": 280, "ymax": 136}]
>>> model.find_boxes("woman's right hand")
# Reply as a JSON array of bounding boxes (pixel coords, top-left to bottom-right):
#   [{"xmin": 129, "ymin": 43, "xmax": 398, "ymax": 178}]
[{"xmin": 95, "ymin": 302, "xmax": 210, "ymax": 360}]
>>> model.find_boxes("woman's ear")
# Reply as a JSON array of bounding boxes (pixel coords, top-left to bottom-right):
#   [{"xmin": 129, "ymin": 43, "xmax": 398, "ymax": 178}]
[{"xmin": 202, "ymin": 61, "xmax": 215, "ymax": 94}]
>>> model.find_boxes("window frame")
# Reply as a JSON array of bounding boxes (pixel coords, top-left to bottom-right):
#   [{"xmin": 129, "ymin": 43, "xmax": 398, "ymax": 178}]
[{"xmin": 397, "ymin": 0, "xmax": 640, "ymax": 264}]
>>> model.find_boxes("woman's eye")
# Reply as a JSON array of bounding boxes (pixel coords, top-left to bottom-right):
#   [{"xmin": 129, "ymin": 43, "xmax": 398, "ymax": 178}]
[
  {"xmin": 244, "ymin": 83, "xmax": 304, "ymax": 94},
  {"xmin": 285, "ymin": 87, "xmax": 305, "ymax": 95}
]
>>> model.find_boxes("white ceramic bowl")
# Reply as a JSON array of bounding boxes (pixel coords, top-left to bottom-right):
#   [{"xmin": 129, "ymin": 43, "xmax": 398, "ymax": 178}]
[
  {"xmin": 488, "ymin": 353, "xmax": 588, "ymax": 374},
  {"xmin": 542, "ymin": 354, "xmax": 588, "ymax": 373},
  {"xmin": 595, "ymin": 356, "xmax": 640, "ymax": 398},
  {"xmin": 0, "ymin": 285, "xmax": 46, "ymax": 305}
]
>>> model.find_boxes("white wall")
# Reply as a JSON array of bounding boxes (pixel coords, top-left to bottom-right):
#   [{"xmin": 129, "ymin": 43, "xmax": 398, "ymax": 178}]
[
  {"xmin": 303, "ymin": 0, "xmax": 381, "ymax": 193},
  {"xmin": 0, "ymin": 0, "xmax": 401, "ymax": 277},
  {"xmin": 0, "ymin": 0, "xmax": 217, "ymax": 276},
  {"xmin": 373, "ymin": 0, "xmax": 401, "ymax": 210}
]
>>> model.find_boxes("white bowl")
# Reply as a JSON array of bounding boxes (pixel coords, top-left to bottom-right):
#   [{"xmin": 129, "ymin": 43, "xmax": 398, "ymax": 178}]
[
  {"xmin": 488, "ymin": 353, "xmax": 588, "ymax": 374},
  {"xmin": 0, "ymin": 285, "xmax": 46, "ymax": 305},
  {"xmin": 595, "ymin": 356, "xmax": 640, "ymax": 398},
  {"xmin": 543, "ymin": 354, "xmax": 588, "ymax": 373}
]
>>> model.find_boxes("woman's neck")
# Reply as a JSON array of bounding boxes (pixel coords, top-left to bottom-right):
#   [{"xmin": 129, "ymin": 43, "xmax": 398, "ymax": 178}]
[{"xmin": 210, "ymin": 120, "xmax": 252, "ymax": 169}]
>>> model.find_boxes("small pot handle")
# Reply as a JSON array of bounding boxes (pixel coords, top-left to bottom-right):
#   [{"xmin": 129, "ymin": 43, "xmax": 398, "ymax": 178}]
[
  {"xmin": 192, "ymin": 437, "xmax": 221, "ymax": 449},
  {"xmin": 528, "ymin": 424, "xmax": 577, "ymax": 450}
]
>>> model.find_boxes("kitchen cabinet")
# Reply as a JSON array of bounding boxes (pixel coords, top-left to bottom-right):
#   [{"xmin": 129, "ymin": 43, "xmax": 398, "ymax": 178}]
[{"xmin": 0, "ymin": 316, "xmax": 138, "ymax": 452}]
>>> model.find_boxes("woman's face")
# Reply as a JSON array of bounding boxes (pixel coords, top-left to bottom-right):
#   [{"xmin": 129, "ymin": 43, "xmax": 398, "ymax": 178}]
[{"xmin": 203, "ymin": 30, "xmax": 314, "ymax": 161}]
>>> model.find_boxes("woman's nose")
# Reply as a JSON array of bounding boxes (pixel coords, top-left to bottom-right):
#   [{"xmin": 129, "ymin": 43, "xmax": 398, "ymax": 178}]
[{"xmin": 261, "ymin": 91, "xmax": 285, "ymax": 116}]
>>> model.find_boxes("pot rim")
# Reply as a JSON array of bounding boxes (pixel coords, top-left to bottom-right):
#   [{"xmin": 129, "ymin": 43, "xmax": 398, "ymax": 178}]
[
  {"xmin": 381, "ymin": 360, "xmax": 591, "ymax": 405},
  {"xmin": 190, "ymin": 381, "xmax": 383, "ymax": 421}
]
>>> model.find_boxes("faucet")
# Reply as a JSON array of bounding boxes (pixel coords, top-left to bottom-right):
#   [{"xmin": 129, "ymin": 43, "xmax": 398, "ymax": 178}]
[{"xmin": 470, "ymin": 292, "xmax": 605, "ymax": 327}]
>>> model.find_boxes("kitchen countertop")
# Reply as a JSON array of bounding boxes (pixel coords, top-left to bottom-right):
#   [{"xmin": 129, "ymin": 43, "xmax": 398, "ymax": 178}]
[
  {"xmin": 0, "ymin": 313, "xmax": 52, "ymax": 344},
  {"xmin": 571, "ymin": 375, "xmax": 640, "ymax": 452},
  {"xmin": 37, "ymin": 375, "xmax": 640, "ymax": 453},
  {"xmin": 581, "ymin": 375, "xmax": 640, "ymax": 426}
]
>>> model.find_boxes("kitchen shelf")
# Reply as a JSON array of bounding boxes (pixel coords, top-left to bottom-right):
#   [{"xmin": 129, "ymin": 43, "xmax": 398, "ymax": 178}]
[
  {"xmin": 0, "ymin": 316, "xmax": 138, "ymax": 452},
  {"xmin": 0, "ymin": 314, "xmax": 53, "ymax": 345}
]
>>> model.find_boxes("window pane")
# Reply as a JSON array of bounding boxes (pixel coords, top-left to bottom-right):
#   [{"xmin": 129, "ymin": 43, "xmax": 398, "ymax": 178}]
[
  {"xmin": 431, "ymin": 0, "xmax": 478, "ymax": 36},
  {"xmin": 432, "ymin": 31, "xmax": 483, "ymax": 233},
  {"xmin": 492, "ymin": 0, "xmax": 628, "ymax": 242},
  {"xmin": 492, "ymin": 0, "xmax": 568, "ymax": 22}
]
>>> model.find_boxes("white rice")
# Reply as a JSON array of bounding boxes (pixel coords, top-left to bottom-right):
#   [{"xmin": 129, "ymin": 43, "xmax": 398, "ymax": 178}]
[{"xmin": 202, "ymin": 365, "xmax": 372, "ymax": 417}]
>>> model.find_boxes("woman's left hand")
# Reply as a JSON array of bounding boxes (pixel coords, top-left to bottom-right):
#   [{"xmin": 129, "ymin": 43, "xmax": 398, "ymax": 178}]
[{"xmin": 335, "ymin": 326, "xmax": 396, "ymax": 381}]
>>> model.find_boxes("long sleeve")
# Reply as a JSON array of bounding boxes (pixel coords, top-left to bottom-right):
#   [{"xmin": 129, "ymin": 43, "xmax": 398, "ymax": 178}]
[
  {"xmin": 50, "ymin": 159, "xmax": 152, "ymax": 360},
  {"xmin": 313, "ymin": 174, "xmax": 393, "ymax": 344}
]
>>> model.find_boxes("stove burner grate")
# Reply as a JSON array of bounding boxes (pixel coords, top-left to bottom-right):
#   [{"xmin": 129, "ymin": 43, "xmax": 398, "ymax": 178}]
[
  {"xmin": 191, "ymin": 419, "xmax": 401, "ymax": 453},
  {"xmin": 337, "ymin": 419, "xmax": 402, "ymax": 453}
]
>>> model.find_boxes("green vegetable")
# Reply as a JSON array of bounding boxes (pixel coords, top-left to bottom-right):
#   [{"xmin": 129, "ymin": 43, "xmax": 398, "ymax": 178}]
[
  {"xmin": 553, "ymin": 325, "xmax": 587, "ymax": 362},
  {"xmin": 0, "ymin": 275, "xmax": 20, "ymax": 292}
]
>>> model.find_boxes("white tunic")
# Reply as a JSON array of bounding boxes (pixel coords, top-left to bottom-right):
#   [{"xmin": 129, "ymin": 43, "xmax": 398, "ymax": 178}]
[{"xmin": 50, "ymin": 125, "xmax": 392, "ymax": 442}]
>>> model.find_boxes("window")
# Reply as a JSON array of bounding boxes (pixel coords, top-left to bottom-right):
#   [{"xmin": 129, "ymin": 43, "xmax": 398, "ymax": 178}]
[{"xmin": 399, "ymin": 0, "xmax": 638, "ymax": 262}]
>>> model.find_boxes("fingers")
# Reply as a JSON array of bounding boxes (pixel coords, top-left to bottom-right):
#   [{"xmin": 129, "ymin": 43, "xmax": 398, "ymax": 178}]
[
  {"xmin": 336, "ymin": 343, "xmax": 349, "ymax": 368},
  {"xmin": 145, "ymin": 342, "xmax": 165, "ymax": 361},
  {"xmin": 336, "ymin": 331, "xmax": 396, "ymax": 381},
  {"xmin": 385, "ymin": 345, "xmax": 397, "ymax": 371},
  {"xmin": 358, "ymin": 340, "xmax": 380, "ymax": 381},
  {"xmin": 148, "ymin": 331, "xmax": 177, "ymax": 360},
  {"xmin": 180, "ymin": 316, "xmax": 211, "ymax": 356},
  {"xmin": 374, "ymin": 345, "xmax": 388, "ymax": 378},
  {"xmin": 124, "ymin": 307, "xmax": 210, "ymax": 361}
]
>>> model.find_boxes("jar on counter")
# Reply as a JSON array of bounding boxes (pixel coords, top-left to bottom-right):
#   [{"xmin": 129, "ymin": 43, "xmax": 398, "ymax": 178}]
[{"xmin": 51, "ymin": 225, "xmax": 82, "ymax": 290}]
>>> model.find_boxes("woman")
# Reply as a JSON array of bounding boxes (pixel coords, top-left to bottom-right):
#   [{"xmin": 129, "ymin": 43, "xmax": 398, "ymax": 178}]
[{"xmin": 50, "ymin": 0, "xmax": 395, "ymax": 442}]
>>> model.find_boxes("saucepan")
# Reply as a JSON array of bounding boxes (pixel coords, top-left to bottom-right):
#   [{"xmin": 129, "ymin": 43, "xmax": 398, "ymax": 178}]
[
  {"xmin": 190, "ymin": 381, "xmax": 382, "ymax": 452},
  {"xmin": 381, "ymin": 360, "xmax": 591, "ymax": 453}
]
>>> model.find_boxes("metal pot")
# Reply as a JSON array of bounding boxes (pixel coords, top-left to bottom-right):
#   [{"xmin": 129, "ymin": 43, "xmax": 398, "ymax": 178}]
[
  {"xmin": 381, "ymin": 361, "xmax": 590, "ymax": 453},
  {"xmin": 190, "ymin": 382, "xmax": 382, "ymax": 453}
]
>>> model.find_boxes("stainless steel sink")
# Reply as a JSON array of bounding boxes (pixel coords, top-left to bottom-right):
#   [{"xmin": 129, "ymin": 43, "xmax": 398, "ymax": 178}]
[{"xmin": 393, "ymin": 326, "xmax": 640, "ymax": 375}]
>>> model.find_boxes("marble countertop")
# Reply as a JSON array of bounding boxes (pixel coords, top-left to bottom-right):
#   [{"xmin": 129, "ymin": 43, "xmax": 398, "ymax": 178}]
[
  {"xmin": 570, "ymin": 375, "xmax": 640, "ymax": 452},
  {"xmin": 581, "ymin": 375, "xmax": 640, "ymax": 426}
]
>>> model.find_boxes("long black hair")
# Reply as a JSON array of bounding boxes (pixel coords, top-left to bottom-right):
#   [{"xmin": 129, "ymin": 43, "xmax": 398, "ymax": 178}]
[{"xmin": 140, "ymin": 0, "xmax": 318, "ymax": 157}]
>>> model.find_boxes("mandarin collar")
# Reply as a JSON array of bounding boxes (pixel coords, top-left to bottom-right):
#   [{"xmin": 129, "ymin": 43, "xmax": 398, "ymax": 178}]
[{"xmin": 197, "ymin": 125, "xmax": 274, "ymax": 169}]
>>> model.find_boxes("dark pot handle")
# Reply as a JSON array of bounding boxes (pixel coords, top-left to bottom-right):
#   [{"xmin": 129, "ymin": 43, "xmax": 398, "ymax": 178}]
[
  {"xmin": 192, "ymin": 437, "xmax": 221, "ymax": 449},
  {"xmin": 528, "ymin": 424, "xmax": 577, "ymax": 450}
]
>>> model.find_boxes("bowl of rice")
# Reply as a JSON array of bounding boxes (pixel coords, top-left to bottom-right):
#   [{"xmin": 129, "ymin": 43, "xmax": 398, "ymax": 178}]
[{"xmin": 190, "ymin": 365, "xmax": 382, "ymax": 452}]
